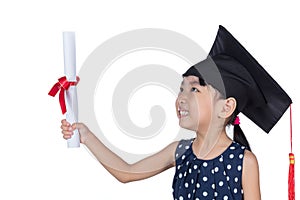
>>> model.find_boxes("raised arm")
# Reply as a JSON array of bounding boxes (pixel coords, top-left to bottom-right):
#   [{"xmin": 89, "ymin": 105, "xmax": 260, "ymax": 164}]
[
  {"xmin": 242, "ymin": 150, "xmax": 261, "ymax": 200},
  {"xmin": 61, "ymin": 120, "xmax": 179, "ymax": 183}
]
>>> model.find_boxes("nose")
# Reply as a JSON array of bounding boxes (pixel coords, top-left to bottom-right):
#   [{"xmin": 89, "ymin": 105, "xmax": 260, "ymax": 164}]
[{"xmin": 177, "ymin": 93, "xmax": 186, "ymax": 104}]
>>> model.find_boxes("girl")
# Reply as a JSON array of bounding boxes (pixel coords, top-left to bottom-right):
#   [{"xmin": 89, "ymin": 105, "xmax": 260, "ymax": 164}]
[{"xmin": 60, "ymin": 26, "xmax": 291, "ymax": 199}]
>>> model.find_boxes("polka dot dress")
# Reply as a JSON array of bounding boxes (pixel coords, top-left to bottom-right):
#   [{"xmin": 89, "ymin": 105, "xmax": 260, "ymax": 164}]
[{"xmin": 172, "ymin": 139, "xmax": 246, "ymax": 200}]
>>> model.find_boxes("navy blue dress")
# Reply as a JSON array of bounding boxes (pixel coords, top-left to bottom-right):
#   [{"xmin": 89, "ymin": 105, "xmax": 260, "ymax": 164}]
[{"xmin": 172, "ymin": 139, "xmax": 246, "ymax": 200}]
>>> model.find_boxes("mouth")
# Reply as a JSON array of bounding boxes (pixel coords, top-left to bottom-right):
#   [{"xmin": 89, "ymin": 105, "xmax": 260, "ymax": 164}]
[{"xmin": 178, "ymin": 108, "xmax": 189, "ymax": 118}]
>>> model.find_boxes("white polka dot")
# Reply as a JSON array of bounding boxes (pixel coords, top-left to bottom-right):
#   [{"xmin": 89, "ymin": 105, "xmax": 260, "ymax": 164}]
[
  {"xmin": 178, "ymin": 144, "xmax": 182, "ymax": 148},
  {"xmin": 211, "ymin": 183, "xmax": 215, "ymax": 189},
  {"xmin": 234, "ymin": 188, "xmax": 238, "ymax": 193},
  {"xmin": 230, "ymin": 146, "xmax": 235, "ymax": 150},
  {"xmin": 239, "ymin": 154, "xmax": 244, "ymax": 159},
  {"xmin": 177, "ymin": 165, "xmax": 181, "ymax": 170},
  {"xmin": 185, "ymin": 182, "xmax": 189, "ymax": 188},
  {"xmin": 196, "ymin": 183, "xmax": 200, "ymax": 188},
  {"xmin": 176, "ymin": 153, "xmax": 179, "ymax": 158},
  {"xmin": 229, "ymin": 154, "xmax": 234, "ymax": 159},
  {"xmin": 186, "ymin": 161, "xmax": 189, "ymax": 165},
  {"xmin": 223, "ymin": 195, "xmax": 228, "ymax": 200},
  {"xmin": 179, "ymin": 196, "xmax": 183, "ymax": 200},
  {"xmin": 235, "ymin": 177, "xmax": 239, "ymax": 182},
  {"xmin": 219, "ymin": 181, "xmax": 224, "ymax": 186},
  {"xmin": 181, "ymin": 155, "xmax": 186, "ymax": 160},
  {"xmin": 241, "ymin": 146, "xmax": 246, "ymax": 149},
  {"xmin": 219, "ymin": 156, "xmax": 223, "ymax": 162},
  {"xmin": 211, "ymin": 169, "xmax": 215, "ymax": 174},
  {"xmin": 203, "ymin": 176, "xmax": 208, "ymax": 182},
  {"xmin": 191, "ymin": 179, "xmax": 194, "ymax": 184},
  {"xmin": 226, "ymin": 176, "xmax": 230, "ymax": 181},
  {"xmin": 179, "ymin": 173, "xmax": 182, "ymax": 178},
  {"xmin": 203, "ymin": 191, "xmax": 208, "ymax": 197},
  {"xmin": 189, "ymin": 168, "xmax": 192, "ymax": 173},
  {"xmin": 188, "ymin": 193, "xmax": 191, "ymax": 198},
  {"xmin": 203, "ymin": 162, "xmax": 208, "ymax": 167},
  {"xmin": 227, "ymin": 164, "xmax": 232, "ymax": 170},
  {"xmin": 185, "ymin": 145, "xmax": 190, "ymax": 149},
  {"xmin": 237, "ymin": 165, "xmax": 242, "ymax": 171},
  {"xmin": 215, "ymin": 166, "xmax": 219, "ymax": 172},
  {"xmin": 195, "ymin": 198, "xmax": 199, "ymax": 200},
  {"xmin": 214, "ymin": 192, "xmax": 218, "ymax": 197},
  {"xmin": 193, "ymin": 165, "xmax": 198, "ymax": 169},
  {"xmin": 184, "ymin": 172, "xmax": 187, "ymax": 177}
]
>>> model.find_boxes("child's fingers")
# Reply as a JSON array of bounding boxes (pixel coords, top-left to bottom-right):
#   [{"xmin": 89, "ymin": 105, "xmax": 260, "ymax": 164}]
[
  {"xmin": 63, "ymin": 134, "xmax": 72, "ymax": 139},
  {"xmin": 60, "ymin": 124, "xmax": 73, "ymax": 131},
  {"xmin": 61, "ymin": 119, "xmax": 70, "ymax": 126},
  {"xmin": 60, "ymin": 119, "xmax": 75, "ymax": 140},
  {"xmin": 60, "ymin": 120, "xmax": 74, "ymax": 131},
  {"xmin": 61, "ymin": 129, "xmax": 73, "ymax": 138},
  {"xmin": 61, "ymin": 128, "xmax": 73, "ymax": 134}
]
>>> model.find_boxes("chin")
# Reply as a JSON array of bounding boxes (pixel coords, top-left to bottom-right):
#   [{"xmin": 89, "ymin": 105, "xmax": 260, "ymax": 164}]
[{"xmin": 179, "ymin": 121, "xmax": 197, "ymax": 131}]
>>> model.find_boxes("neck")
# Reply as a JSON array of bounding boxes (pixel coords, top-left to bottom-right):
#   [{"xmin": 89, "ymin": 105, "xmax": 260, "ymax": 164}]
[
  {"xmin": 194, "ymin": 124, "xmax": 231, "ymax": 159},
  {"xmin": 196, "ymin": 120, "xmax": 224, "ymax": 140}
]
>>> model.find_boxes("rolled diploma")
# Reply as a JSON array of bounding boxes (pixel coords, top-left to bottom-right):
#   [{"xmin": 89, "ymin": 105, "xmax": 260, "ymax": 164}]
[{"xmin": 63, "ymin": 32, "xmax": 80, "ymax": 148}]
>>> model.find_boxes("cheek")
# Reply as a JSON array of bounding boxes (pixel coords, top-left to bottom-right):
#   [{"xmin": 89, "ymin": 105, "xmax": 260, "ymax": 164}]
[
  {"xmin": 175, "ymin": 98, "xmax": 179, "ymax": 109},
  {"xmin": 194, "ymin": 97, "xmax": 213, "ymax": 117}
]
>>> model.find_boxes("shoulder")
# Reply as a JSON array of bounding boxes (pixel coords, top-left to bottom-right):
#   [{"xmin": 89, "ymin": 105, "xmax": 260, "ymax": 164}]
[
  {"xmin": 242, "ymin": 150, "xmax": 261, "ymax": 198},
  {"xmin": 243, "ymin": 150, "xmax": 259, "ymax": 169},
  {"xmin": 173, "ymin": 138, "xmax": 194, "ymax": 163},
  {"xmin": 176, "ymin": 138, "xmax": 194, "ymax": 148},
  {"xmin": 174, "ymin": 138, "xmax": 194, "ymax": 154},
  {"xmin": 159, "ymin": 138, "xmax": 193, "ymax": 157},
  {"xmin": 242, "ymin": 150, "xmax": 260, "ymax": 185}
]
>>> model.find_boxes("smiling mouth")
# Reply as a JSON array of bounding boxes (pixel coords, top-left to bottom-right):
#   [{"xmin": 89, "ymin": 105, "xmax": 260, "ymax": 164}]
[{"xmin": 178, "ymin": 109, "xmax": 189, "ymax": 118}]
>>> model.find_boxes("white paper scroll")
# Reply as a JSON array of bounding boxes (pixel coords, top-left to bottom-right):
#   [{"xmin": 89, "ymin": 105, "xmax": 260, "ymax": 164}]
[{"xmin": 63, "ymin": 32, "xmax": 80, "ymax": 148}]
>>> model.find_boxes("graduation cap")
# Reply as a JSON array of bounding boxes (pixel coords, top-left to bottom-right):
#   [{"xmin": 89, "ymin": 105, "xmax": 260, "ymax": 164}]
[{"xmin": 183, "ymin": 25, "xmax": 292, "ymax": 133}]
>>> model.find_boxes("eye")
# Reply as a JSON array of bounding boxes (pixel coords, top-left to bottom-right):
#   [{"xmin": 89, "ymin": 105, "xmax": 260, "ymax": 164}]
[
  {"xmin": 179, "ymin": 87, "xmax": 183, "ymax": 93},
  {"xmin": 191, "ymin": 87, "xmax": 200, "ymax": 92}
]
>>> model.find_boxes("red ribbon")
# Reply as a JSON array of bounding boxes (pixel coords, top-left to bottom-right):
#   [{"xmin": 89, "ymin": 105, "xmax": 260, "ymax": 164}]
[
  {"xmin": 233, "ymin": 116, "xmax": 240, "ymax": 125},
  {"xmin": 48, "ymin": 76, "xmax": 80, "ymax": 114}
]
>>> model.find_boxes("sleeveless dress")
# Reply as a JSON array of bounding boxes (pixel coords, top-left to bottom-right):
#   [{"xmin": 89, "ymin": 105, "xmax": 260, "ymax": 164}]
[{"xmin": 172, "ymin": 138, "xmax": 246, "ymax": 200}]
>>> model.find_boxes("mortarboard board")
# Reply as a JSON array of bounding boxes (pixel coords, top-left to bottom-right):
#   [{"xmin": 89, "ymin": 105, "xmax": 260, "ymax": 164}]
[{"xmin": 183, "ymin": 25, "xmax": 292, "ymax": 133}]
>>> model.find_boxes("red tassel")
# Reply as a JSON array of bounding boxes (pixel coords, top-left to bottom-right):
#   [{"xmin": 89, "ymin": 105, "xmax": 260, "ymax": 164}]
[
  {"xmin": 288, "ymin": 104, "xmax": 295, "ymax": 200},
  {"xmin": 289, "ymin": 153, "xmax": 295, "ymax": 200}
]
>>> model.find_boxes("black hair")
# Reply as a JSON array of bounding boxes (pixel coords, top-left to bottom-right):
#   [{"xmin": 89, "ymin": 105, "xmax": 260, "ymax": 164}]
[{"xmin": 227, "ymin": 112, "xmax": 252, "ymax": 151}]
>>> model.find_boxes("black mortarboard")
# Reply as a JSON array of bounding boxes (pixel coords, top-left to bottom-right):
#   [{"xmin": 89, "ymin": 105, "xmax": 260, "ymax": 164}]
[{"xmin": 183, "ymin": 25, "xmax": 292, "ymax": 133}]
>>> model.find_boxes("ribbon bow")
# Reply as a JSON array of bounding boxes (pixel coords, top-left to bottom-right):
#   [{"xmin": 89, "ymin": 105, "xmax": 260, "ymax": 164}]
[
  {"xmin": 233, "ymin": 116, "xmax": 240, "ymax": 125},
  {"xmin": 48, "ymin": 76, "xmax": 80, "ymax": 114}
]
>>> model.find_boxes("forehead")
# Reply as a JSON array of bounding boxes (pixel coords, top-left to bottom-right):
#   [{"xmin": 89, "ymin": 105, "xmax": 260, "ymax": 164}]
[{"xmin": 181, "ymin": 76, "xmax": 200, "ymax": 86}]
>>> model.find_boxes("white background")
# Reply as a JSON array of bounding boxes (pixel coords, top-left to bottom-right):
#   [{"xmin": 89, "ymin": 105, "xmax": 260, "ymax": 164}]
[{"xmin": 0, "ymin": 0, "xmax": 299, "ymax": 199}]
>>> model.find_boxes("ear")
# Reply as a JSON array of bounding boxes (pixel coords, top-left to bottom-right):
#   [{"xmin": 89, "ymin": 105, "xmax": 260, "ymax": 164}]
[{"xmin": 219, "ymin": 97, "xmax": 237, "ymax": 119}]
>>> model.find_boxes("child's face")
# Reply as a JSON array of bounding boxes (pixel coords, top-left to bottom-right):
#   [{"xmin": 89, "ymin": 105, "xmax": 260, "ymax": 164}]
[{"xmin": 176, "ymin": 76, "xmax": 215, "ymax": 132}]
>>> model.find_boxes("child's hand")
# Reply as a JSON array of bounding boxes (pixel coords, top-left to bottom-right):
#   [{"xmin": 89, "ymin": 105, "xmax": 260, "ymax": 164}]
[{"xmin": 60, "ymin": 119, "xmax": 91, "ymax": 144}]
